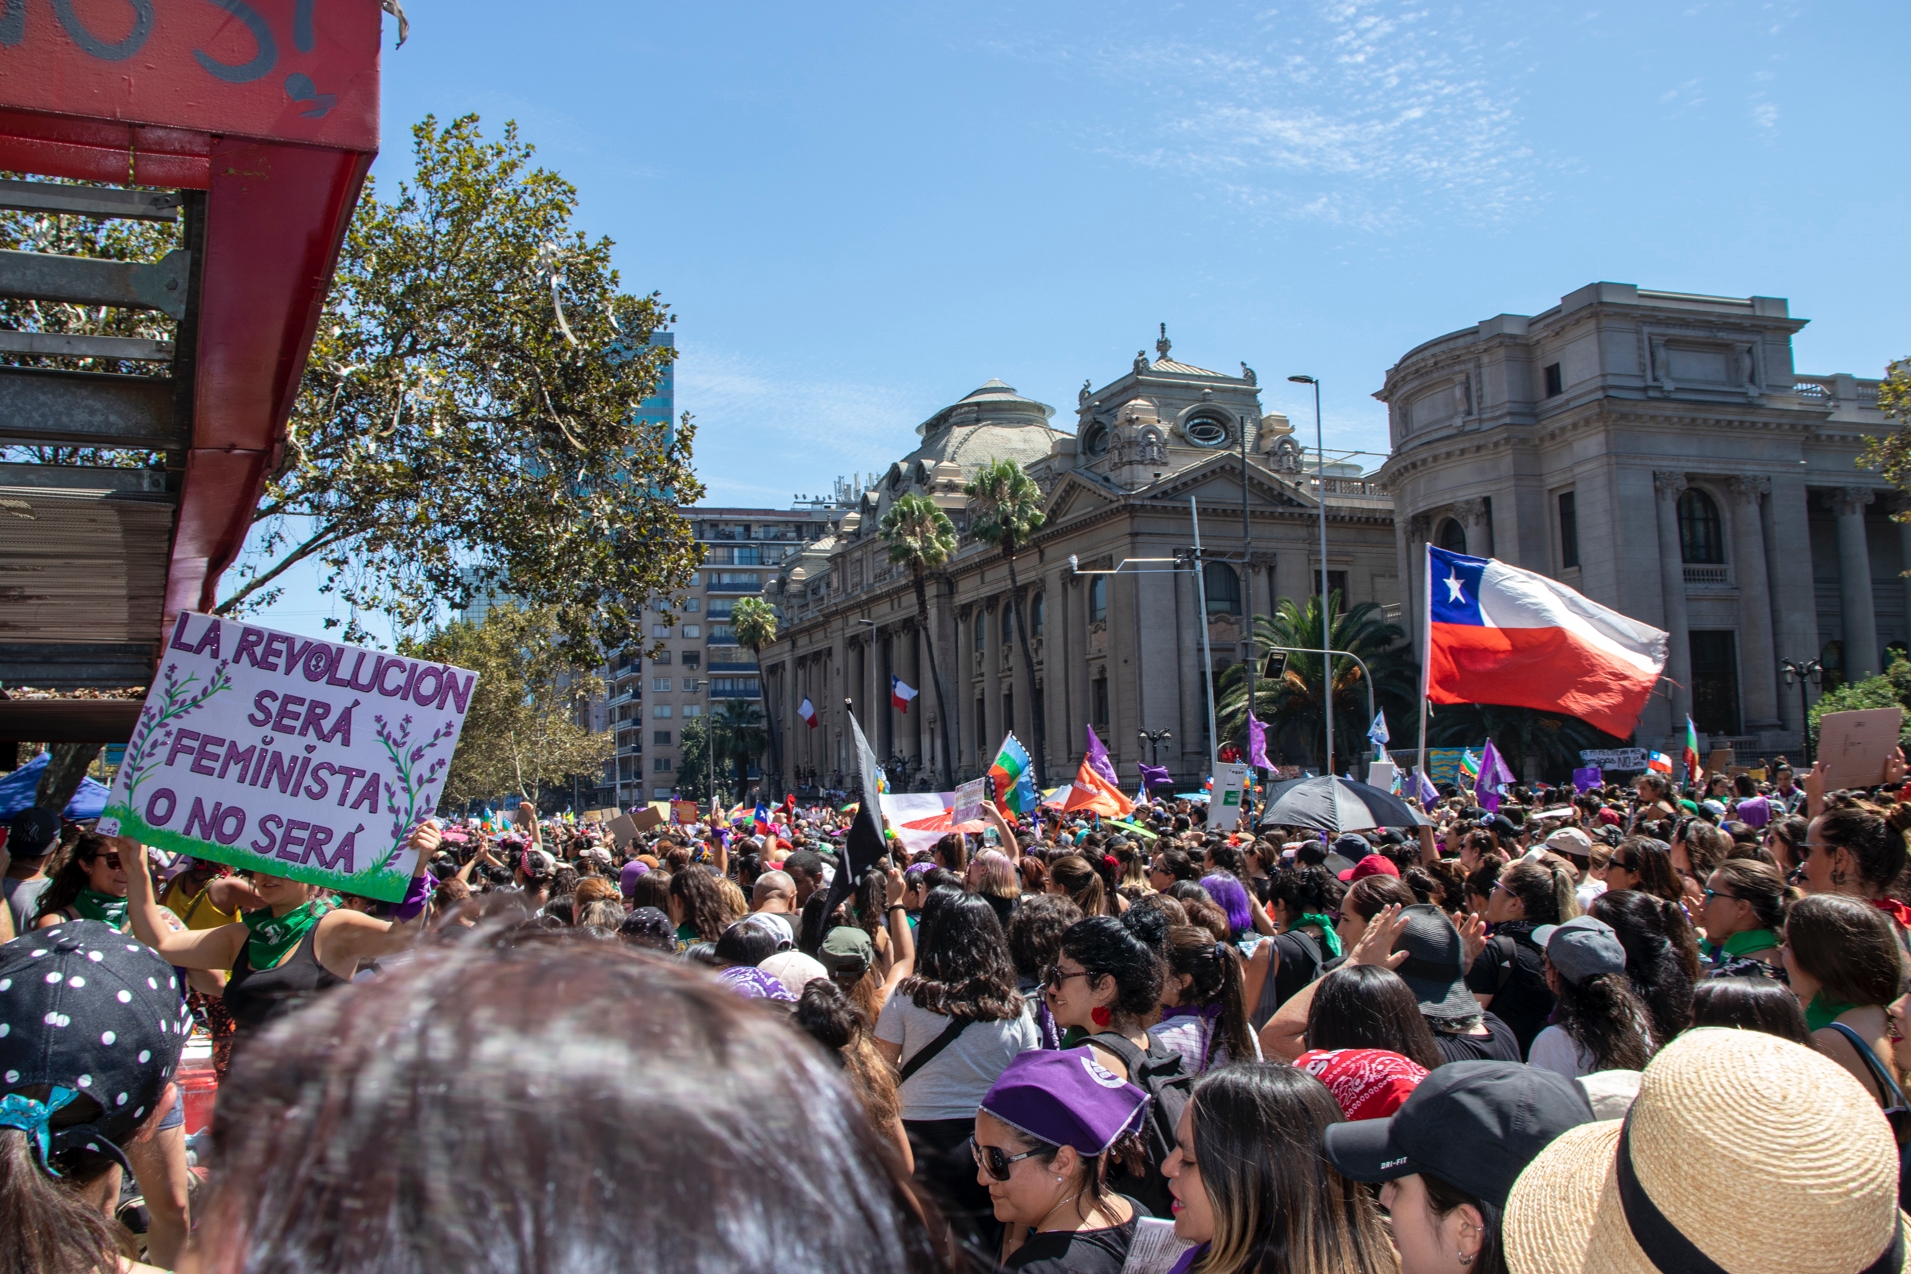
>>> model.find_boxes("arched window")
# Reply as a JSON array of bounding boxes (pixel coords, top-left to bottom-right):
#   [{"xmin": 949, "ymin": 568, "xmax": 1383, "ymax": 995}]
[
  {"xmin": 973, "ymin": 612, "xmax": 985, "ymax": 652},
  {"xmin": 1678, "ymin": 489, "xmax": 1724, "ymax": 564},
  {"xmin": 1089, "ymin": 576, "xmax": 1108, "ymax": 624},
  {"xmin": 1001, "ymin": 605, "xmax": 1014, "ymax": 646},
  {"xmin": 1438, "ymin": 518, "xmax": 1468, "ymax": 554},
  {"xmin": 1031, "ymin": 593, "xmax": 1045, "ymax": 636},
  {"xmin": 1183, "ymin": 415, "xmax": 1229, "ymax": 447},
  {"xmin": 1203, "ymin": 562, "xmax": 1242, "ymax": 616}
]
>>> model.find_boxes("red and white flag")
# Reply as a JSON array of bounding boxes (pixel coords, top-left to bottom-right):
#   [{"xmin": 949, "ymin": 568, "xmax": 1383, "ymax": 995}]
[
  {"xmin": 1425, "ymin": 545, "xmax": 1667, "ymax": 739},
  {"xmin": 890, "ymin": 676, "xmax": 919, "ymax": 713},
  {"xmin": 798, "ymin": 697, "xmax": 818, "ymax": 729}
]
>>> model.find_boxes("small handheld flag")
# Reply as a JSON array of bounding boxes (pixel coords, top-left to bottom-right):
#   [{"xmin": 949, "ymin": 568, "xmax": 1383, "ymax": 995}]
[
  {"xmin": 1367, "ymin": 710, "xmax": 1390, "ymax": 762},
  {"xmin": 890, "ymin": 676, "xmax": 918, "ymax": 713},
  {"xmin": 1647, "ymin": 751, "xmax": 1673, "ymax": 775},
  {"xmin": 798, "ymin": 698, "xmax": 818, "ymax": 729},
  {"xmin": 1683, "ymin": 717, "xmax": 1703, "ymax": 788}
]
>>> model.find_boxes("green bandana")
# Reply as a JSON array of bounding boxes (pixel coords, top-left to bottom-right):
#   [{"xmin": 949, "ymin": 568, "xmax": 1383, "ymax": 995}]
[
  {"xmin": 1295, "ymin": 913, "xmax": 1343, "ymax": 960},
  {"xmin": 72, "ymin": 889, "xmax": 128, "ymax": 930},
  {"xmin": 1805, "ymin": 994, "xmax": 1859, "ymax": 1034},
  {"xmin": 1703, "ymin": 928, "xmax": 1780, "ymax": 961},
  {"xmin": 243, "ymin": 901, "xmax": 328, "ymax": 970}
]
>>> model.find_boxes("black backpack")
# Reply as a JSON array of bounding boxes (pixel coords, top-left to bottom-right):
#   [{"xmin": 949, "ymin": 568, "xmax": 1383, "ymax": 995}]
[{"xmin": 1087, "ymin": 1031, "xmax": 1197, "ymax": 1221}]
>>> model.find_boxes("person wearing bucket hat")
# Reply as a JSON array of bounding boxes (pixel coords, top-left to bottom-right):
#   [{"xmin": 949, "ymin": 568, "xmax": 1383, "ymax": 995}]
[
  {"xmin": 1505, "ymin": 1028, "xmax": 1906, "ymax": 1274},
  {"xmin": 1525, "ymin": 916, "xmax": 1656, "ymax": 1080},
  {"xmin": 973, "ymin": 1047, "xmax": 1149, "ymax": 1273},
  {"xmin": 1323, "ymin": 1060, "xmax": 1593, "ymax": 1274},
  {"xmin": 0, "ymin": 919, "xmax": 191, "ymax": 1274}
]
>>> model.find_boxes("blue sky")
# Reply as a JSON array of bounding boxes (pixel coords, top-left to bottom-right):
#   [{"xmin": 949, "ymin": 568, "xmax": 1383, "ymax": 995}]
[{"xmin": 248, "ymin": 0, "xmax": 1909, "ymax": 639}]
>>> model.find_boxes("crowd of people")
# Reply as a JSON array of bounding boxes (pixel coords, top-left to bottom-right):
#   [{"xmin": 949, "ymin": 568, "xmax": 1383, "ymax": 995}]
[{"xmin": 0, "ymin": 753, "xmax": 1906, "ymax": 1273}]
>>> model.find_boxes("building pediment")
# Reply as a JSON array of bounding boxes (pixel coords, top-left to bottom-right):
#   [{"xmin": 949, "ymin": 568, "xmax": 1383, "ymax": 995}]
[
  {"xmin": 1143, "ymin": 455, "xmax": 1315, "ymax": 508},
  {"xmin": 1041, "ymin": 471, "xmax": 1123, "ymax": 524}
]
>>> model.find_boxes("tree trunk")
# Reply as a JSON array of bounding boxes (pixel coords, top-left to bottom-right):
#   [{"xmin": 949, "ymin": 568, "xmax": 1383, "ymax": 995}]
[
  {"xmin": 35, "ymin": 742, "xmax": 101, "ymax": 815},
  {"xmin": 1003, "ymin": 552, "xmax": 1049, "ymax": 789},
  {"xmin": 914, "ymin": 572, "xmax": 957, "ymax": 790},
  {"xmin": 755, "ymin": 640, "xmax": 784, "ymax": 796}
]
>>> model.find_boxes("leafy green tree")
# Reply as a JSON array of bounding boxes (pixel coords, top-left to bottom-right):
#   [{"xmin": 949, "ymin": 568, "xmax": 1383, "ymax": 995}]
[
  {"xmin": 712, "ymin": 698, "xmax": 768, "ymax": 803},
  {"xmin": 1426, "ymin": 703, "xmax": 1626, "ymax": 786},
  {"xmin": 399, "ymin": 602, "xmax": 612, "ymax": 809},
  {"xmin": 1862, "ymin": 357, "xmax": 1911, "ymax": 491},
  {"xmin": 879, "ymin": 493, "xmax": 961, "ymax": 788},
  {"xmin": 216, "ymin": 115, "xmax": 703, "ymax": 661},
  {"xmin": 1216, "ymin": 592, "xmax": 1417, "ymax": 772},
  {"xmin": 729, "ymin": 596, "xmax": 781, "ymax": 789},
  {"xmin": 675, "ymin": 716, "xmax": 713, "ymax": 805},
  {"xmin": 965, "ymin": 459, "xmax": 1049, "ymax": 785}
]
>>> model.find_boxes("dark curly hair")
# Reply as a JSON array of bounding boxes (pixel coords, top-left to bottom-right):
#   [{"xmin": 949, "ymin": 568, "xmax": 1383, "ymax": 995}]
[
  {"xmin": 1005, "ymin": 894, "xmax": 1082, "ymax": 982},
  {"xmin": 668, "ymin": 867, "xmax": 731, "ymax": 944},
  {"xmin": 1815, "ymin": 804, "xmax": 1911, "ymax": 895},
  {"xmin": 898, "ymin": 889, "xmax": 1024, "ymax": 1022},
  {"xmin": 1587, "ymin": 889, "xmax": 1695, "ymax": 1044},
  {"xmin": 1059, "ymin": 915, "xmax": 1163, "ymax": 1022},
  {"xmin": 1268, "ymin": 865, "xmax": 1343, "ymax": 918},
  {"xmin": 1549, "ymin": 970, "xmax": 1656, "ymax": 1071}
]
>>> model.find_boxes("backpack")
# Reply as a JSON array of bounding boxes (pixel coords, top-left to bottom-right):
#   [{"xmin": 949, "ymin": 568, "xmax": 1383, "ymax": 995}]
[{"xmin": 1087, "ymin": 1031, "xmax": 1197, "ymax": 1221}]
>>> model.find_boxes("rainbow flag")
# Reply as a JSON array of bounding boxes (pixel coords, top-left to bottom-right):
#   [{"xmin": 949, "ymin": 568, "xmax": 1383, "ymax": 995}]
[
  {"xmin": 989, "ymin": 733, "xmax": 1041, "ymax": 815},
  {"xmin": 1460, "ymin": 749, "xmax": 1482, "ymax": 782},
  {"xmin": 1683, "ymin": 717, "xmax": 1703, "ymax": 788}
]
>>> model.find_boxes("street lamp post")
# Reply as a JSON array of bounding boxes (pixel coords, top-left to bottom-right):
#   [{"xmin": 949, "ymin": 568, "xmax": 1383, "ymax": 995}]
[
  {"xmin": 1138, "ymin": 729, "xmax": 1173, "ymax": 767},
  {"xmin": 1288, "ymin": 375, "xmax": 1333, "ymax": 774},
  {"xmin": 1780, "ymin": 658, "xmax": 1824, "ymax": 764}
]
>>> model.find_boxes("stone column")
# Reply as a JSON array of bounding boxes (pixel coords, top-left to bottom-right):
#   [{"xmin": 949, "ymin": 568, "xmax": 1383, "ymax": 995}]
[
  {"xmin": 1833, "ymin": 486, "xmax": 1880, "ymax": 681},
  {"xmin": 1652, "ymin": 473, "xmax": 1694, "ymax": 729},
  {"xmin": 1009, "ymin": 589, "xmax": 1034, "ymax": 762},
  {"xmin": 983, "ymin": 599, "xmax": 1003, "ymax": 761},
  {"xmin": 1729, "ymin": 476, "xmax": 1781, "ymax": 730},
  {"xmin": 1454, "ymin": 497, "xmax": 1490, "ymax": 558},
  {"xmin": 1043, "ymin": 568, "xmax": 1070, "ymax": 773},
  {"xmin": 1068, "ymin": 576, "xmax": 1091, "ymax": 759}
]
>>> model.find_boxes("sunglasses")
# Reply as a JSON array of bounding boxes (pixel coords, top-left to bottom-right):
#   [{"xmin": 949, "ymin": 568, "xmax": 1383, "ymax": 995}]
[
  {"xmin": 1043, "ymin": 964, "xmax": 1104, "ymax": 988},
  {"xmin": 90, "ymin": 852, "xmax": 122, "ymax": 870},
  {"xmin": 970, "ymin": 1136, "xmax": 1042, "ymax": 1182},
  {"xmin": 1701, "ymin": 889, "xmax": 1742, "ymax": 903},
  {"xmin": 1608, "ymin": 857, "xmax": 1638, "ymax": 871}
]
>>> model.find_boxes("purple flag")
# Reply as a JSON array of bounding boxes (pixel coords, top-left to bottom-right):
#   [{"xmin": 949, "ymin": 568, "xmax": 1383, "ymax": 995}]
[
  {"xmin": 1085, "ymin": 724, "xmax": 1120, "ymax": 788},
  {"xmin": 1139, "ymin": 762, "xmax": 1171, "ymax": 790},
  {"xmin": 1474, "ymin": 739, "xmax": 1516, "ymax": 812},
  {"xmin": 1247, "ymin": 713, "xmax": 1271, "ymax": 770},
  {"xmin": 1415, "ymin": 769, "xmax": 1439, "ymax": 806},
  {"xmin": 1572, "ymin": 766, "xmax": 1603, "ymax": 793}
]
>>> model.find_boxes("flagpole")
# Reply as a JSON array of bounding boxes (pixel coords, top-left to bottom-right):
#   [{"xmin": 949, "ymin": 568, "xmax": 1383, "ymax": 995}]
[{"xmin": 1417, "ymin": 542, "xmax": 1431, "ymax": 790}]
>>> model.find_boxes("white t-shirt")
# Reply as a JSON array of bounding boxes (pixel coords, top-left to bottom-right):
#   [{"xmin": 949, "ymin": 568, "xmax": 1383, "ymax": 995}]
[
  {"xmin": 1527, "ymin": 1024, "xmax": 1598, "ymax": 1080},
  {"xmin": 875, "ymin": 993, "xmax": 1040, "ymax": 1121},
  {"xmin": 1153, "ymin": 1014, "xmax": 1263, "ymax": 1076}
]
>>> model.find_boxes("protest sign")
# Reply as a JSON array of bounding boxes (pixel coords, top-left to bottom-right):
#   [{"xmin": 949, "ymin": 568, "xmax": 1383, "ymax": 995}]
[
  {"xmin": 952, "ymin": 777, "xmax": 988, "ymax": 827},
  {"xmin": 672, "ymin": 800, "xmax": 700, "ymax": 824},
  {"xmin": 1207, "ymin": 763, "xmax": 1251, "ymax": 831},
  {"xmin": 1817, "ymin": 708, "xmax": 1905, "ymax": 791},
  {"xmin": 96, "ymin": 612, "xmax": 475, "ymax": 902},
  {"xmin": 631, "ymin": 806, "xmax": 666, "ymax": 832},
  {"xmin": 604, "ymin": 814, "xmax": 640, "ymax": 850},
  {"xmin": 1580, "ymin": 748, "xmax": 1648, "ymax": 772}
]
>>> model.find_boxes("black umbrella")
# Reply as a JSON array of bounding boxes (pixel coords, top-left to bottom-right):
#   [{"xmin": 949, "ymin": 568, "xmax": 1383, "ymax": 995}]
[{"xmin": 1256, "ymin": 775, "xmax": 1429, "ymax": 833}]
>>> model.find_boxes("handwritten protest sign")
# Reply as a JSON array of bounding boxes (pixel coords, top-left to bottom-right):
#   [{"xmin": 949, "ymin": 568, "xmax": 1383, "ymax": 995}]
[{"xmin": 96, "ymin": 613, "xmax": 476, "ymax": 902}]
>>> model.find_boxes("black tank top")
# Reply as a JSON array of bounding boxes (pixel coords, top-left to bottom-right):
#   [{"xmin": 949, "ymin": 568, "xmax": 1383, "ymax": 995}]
[{"xmin": 223, "ymin": 923, "xmax": 345, "ymax": 1033}]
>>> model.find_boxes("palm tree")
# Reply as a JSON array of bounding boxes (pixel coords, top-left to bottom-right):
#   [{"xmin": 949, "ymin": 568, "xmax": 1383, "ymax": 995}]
[
  {"xmin": 712, "ymin": 698, "xmax": 768, "ymax": 803},
  {"xmin": 1426, "ymin": 703, "xmax": 1626, "ymax": 786},
  {"xmin": 965, "ymin": 458, "xmax": 1049, "ymax": 787},
  {"xmin": 1216, "ymin": 592, "xmax": 1418, "ymax": 773},
  {"xmin": 879, "ymin": 492, "xmax": 960, "ymax": 788},
  {"xmin": 730, "ymin": 596, "xmax": 781, "ymax": 792}
]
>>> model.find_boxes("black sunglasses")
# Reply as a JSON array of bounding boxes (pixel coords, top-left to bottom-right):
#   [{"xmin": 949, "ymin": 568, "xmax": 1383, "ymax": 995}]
[
  {"xmin": 1043, "ymin": 964, "xmax": 1105, "ymax": 988},
  {"xmin": 1608, "ymin": 856, "xmax": 1637, "ymax": 871},
  {"xmin": 970, "ymin": 1136, "xmax": 1042, "ymax": 1182}
]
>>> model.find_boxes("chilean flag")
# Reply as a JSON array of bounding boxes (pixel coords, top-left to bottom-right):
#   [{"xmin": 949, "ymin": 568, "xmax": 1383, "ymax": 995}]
[
  {"xmin": 798, "ymin": 697, "xmax": 818, "ymax": 729},
  {"xmin": 1425, "ymin": 545, "xmax": 1668, "ymax": 739},
  {"xmin": 891, "ymin": 676, "xmax": 918, "ymax": 713}
]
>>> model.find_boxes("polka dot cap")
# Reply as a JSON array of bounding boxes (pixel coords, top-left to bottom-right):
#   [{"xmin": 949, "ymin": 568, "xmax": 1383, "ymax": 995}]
[{"xmin": 0, "ymin": 919, "xmax": 185, "ymax": 1161}]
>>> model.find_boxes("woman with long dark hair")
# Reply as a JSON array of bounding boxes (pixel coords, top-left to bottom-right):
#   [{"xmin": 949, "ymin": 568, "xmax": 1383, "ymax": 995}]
[
  {"xmin": 29, "ymin": 832, "xmax": 128, "ymax": 930},
  {"xmin": 1784, "ymin": 894, "xmax": 1905, "ymax": 1105},
  {"xmin": 1244, "ymin": 866, "xmax": 1342, "ymax": 1026},
  {"xmin": 1304, "ymin": 964, "xmax": 1444, "ymax": 1071},
  {"xmin": 1689, "ymin": 975, "xmax": 1812, "ymax": 1046},
  {"xmin": 796, "ymin": 978, "xmax": 913, "ymax": 1173},
  {"xmin": 1700, "ymin": 858, "xmax": 1792, "ymax": 978},
  {"xmin": 1587, "ymin": 888, "xmax": 1697, "ymax": 1045},
  {"xmin": 875, "ymin": 888, "xmax": 1038, "ymax": 1252},
  {"xmin": 1601, "ymin": 837, "xmax": 1685, "ymax": 909},
  {"xmin": 1802, "ymin": 804, "xmax": 1911, "ymax": 940},
  {"xmin": 1466, "ymin": 858, "xmax": 1577, "ymax": 1056},
  {"xmin": 1164, "ymin": 1065, "xmax": 1395, "ymax": 1274},
  {"xmin": 1526, "ymin": 917, "xmax": 1656, "ymax": 1078},
  {"xmin": 1157, "ymin": 925, "xmax": 1260, "ymax": 1073}
]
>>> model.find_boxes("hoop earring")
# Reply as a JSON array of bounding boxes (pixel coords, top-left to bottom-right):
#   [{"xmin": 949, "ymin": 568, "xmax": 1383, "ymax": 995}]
[{"xmin": 1458, "ymin": 1252, "xmax": 1475, "ymax": 1266}]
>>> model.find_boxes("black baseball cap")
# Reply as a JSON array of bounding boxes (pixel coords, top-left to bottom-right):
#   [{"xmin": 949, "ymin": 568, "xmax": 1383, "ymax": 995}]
[
  {"xmin": 6, "ymin": 806, "xmax": 61, "ymax": 858},
  {"xmin": 1322, "ymin": 1060, "xmax": 1592, "ymax": 1208},
  {"xmin": 1389, "ymin": 904, "xmax": 1480, "ymax": 1022}
]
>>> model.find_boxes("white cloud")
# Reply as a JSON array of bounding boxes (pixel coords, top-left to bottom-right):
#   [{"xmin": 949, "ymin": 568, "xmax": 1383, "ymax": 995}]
[
  {"xmin": 675, "ymin": 342, "xmax": 930, "ymax": 506},
  {"xmin": 1750, "ymin": 101, "xmax": 1779, "ymax": 130},
  {"xmin": 1000, "ymin": 1, "xmax": 1541, "ymax": 230}
]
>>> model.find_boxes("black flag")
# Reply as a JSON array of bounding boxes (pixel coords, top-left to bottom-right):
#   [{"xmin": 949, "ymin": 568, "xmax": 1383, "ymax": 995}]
[{"xmin": 822, "ymin": 712, "xmax": 888, "ymax": 922}]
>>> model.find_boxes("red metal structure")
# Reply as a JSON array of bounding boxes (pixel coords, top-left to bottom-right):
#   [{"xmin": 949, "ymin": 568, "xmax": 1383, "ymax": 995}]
[{"xmin": 0, "ymin": 1, "xmax": 381, "ymax": 749}]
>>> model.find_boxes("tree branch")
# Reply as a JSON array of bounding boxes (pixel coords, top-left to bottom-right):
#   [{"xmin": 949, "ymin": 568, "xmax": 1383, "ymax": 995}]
[{"xmin": 213, "ymin": 524, "xmax": 353, "ymax": 615}]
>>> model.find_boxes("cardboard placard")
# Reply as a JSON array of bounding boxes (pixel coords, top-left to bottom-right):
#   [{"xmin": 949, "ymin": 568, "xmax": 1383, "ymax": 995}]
[
  {"xmin": 604, "ymin": 814, "xmax": 640, "ymax": 849},
  {"xmin": 952, "ymin": 778, "xmax": 988, "ymax": 827},
  {"xmin": 96, "ymin": 613, "xmax": 475, "ymax": 901},
  {"xmin": 671, "ymin": 800, "xmax": 700, "ymax": 824},
  {"xmin": 1706, "ymin": 749, "xmax": 1734, "ymax": 776},
  {"xmin": 1817, "ymin": 708, "xmax": 1905, "ymax": 791},
  {"xmin": 631, "ymin": 806, "xmax": 666, "ymax": 832},
  {"xmin": 1366, "ymin": 760, "xmax": 1398, "ymax": 793}
]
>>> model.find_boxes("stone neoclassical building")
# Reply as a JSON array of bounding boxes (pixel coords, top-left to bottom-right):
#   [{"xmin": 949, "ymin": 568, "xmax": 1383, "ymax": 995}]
[
  {"xmin": 1377, "ymin": 282, "xmax": 1893, "ymax": 759},
  {"xmin": 759, "ymin": 332, "xmax": 1402, "ymax": 792}
]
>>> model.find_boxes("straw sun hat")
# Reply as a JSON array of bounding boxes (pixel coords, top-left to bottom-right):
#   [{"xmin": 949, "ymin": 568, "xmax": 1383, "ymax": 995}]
[{"xmin": 1506, "ymin": 1027, "xmax": 1906, "ymax": 1274}]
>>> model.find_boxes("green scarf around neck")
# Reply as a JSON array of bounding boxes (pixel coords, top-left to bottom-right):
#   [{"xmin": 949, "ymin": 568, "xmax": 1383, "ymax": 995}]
[
  {"xmin": 243, "ymin": 900, "xmax": 328, "ymax": 969},
  {"xmin": 1294, "ymin": 913, "xmax": 1343, "ymax": 959},
  {"xmin": 1702, "ymin": 928, "xmax": 1780, "ymax": 962},
  {"xmin": 72, "ymin": 888, "xmax": 128, "ymax": 930},
  {"xmin": 1805, "ymin": 994, "xmax": 1859, "ymax": 1034}
]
